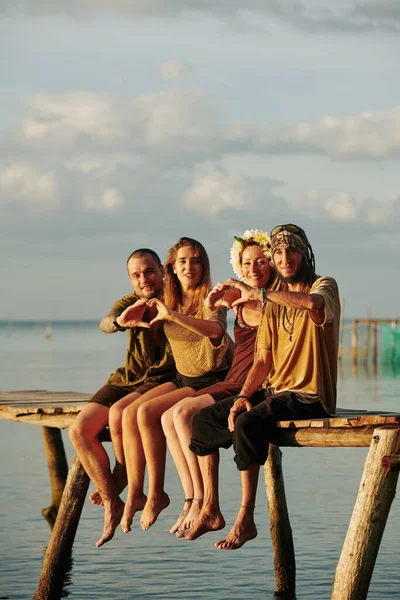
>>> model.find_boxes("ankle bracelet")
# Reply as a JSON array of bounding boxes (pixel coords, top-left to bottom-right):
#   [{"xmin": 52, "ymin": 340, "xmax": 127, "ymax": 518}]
[
  {"xmin": 184, "ymin": 497, "xmax": 194, "ymax": 504},
  {"xmin": 240, "ymin": 503, "xmax": 255, "ymax": 509}
]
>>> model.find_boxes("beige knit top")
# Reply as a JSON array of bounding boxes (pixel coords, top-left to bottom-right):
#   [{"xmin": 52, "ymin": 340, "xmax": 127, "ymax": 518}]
[{"xmin": 164, "ymin": 304, "xmax": 232, "ymax": 377}]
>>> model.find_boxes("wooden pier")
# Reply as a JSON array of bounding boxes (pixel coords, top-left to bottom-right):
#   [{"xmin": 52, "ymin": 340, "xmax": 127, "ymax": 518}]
[
  {"xmin": 339, "ymin": 317, "xmax": 400, "ymax": 367},
  {"xmin": 1, "ymin": 390, "xmax": 399, "ymax": 600}
]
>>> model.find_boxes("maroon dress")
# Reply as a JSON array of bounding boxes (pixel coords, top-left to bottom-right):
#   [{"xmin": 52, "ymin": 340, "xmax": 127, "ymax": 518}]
[{"xmin": 192, "ymin": 304, "xmax": 258, "ymax": 402}]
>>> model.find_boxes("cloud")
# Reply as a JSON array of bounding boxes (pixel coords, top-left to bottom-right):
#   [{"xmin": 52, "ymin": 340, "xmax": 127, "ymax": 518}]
[
  {"xmin": 183, "ymin": 167, "xmax": 249, "ymax": 216},
  {"xmin": 3, "ymin": 1, "xmax": 400, "ymax": 33},
  {"xmin": 159, "ymin": 61, "xmax": 191, "ymax": 82},
  {"xmin": 83, "ymin": 187, "xmax": 125, "ymax": 212},
  {"xmin": 298, "ymin": 188, "xmax": 400, "ymax": 225},
  {"xmin": 0, "ymin": 163, "xmax": 57, "ymax": 207}
]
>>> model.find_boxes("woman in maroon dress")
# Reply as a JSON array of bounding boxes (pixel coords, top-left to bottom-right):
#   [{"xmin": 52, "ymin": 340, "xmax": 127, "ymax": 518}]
[{"xmin": 162, "ymin": 229, "xmax": 276, "ymax": 534}]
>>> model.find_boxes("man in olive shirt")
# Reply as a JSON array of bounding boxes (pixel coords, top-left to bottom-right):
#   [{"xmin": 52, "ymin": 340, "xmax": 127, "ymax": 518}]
[
  {"xmin": 69, "ymin": 248, "xmax": 175, "ymax": 547},
  {"xmin": 185, "ymin": 224, "xmax": 340, "ymax": 550}
]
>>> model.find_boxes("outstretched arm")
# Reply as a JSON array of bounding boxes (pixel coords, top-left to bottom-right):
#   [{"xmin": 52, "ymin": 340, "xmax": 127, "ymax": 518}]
[
  {"xmin": 100, "ymin": 293, "xmax": 139, "ymax": 333},
  {"xmin": 147, "ymin": 298, "xmax": 224, "ymax": 340},
  {"xmin": 228, "ymin": 346, "xmax": 272, "ymax": 431}
]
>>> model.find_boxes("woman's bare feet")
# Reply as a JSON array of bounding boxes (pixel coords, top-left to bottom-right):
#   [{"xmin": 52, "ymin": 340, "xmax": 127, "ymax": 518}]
[
  {"xmin": 96, "ymin": 497, "xmax": 125, "ymax": 548},
  {"xmin": 215, "ymin": 512, "xmax": 257, "ymax": 550},
  {"xmin": 89, "ymin": 490, "xmax": 103, "ymax": 506},
  {"xmin": 177, "ymin": 508, "xmax": 225, "ymax": 540},
  {"xmin": 177, "ymin": 498, "xmax": 203, "ymax": 532},
  {"xmin": 169, "ymin": 498, "xmax": 193, "ymax": 534},
  {"xmin": 120, "ymin": 493, "xmax": 147, "ymax": 533},
  {"xmin": 140, "ymin": 492, "xmax": 170, "ymax": 530}
]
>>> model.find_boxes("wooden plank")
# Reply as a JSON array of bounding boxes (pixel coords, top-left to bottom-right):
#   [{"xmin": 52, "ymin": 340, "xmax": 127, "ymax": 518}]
[{"xmin": 269, "ymin": 427, "xmax": 377, "ymax": 447}]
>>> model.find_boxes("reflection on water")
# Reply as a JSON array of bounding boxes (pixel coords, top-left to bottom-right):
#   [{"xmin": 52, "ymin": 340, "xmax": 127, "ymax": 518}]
[{"xmin": 0, "ymin": 322, "xmax": 399, "ymax": 599}]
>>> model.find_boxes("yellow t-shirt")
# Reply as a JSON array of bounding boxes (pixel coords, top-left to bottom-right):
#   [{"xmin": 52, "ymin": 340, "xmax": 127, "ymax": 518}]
[{"xmin": 257, "ymin": 276, "xmax": 340, "ymax": 415}]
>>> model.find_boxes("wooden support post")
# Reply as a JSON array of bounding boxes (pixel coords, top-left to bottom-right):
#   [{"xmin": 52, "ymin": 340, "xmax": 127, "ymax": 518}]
[
  {"xmin": 361, "ymin": 308, "xmax": 370, "ymax": 363},
  {"xmin": 371, "ymin": 321, "xmax": 378, "ymax": 373},
  {"xmin": 34, "ymin": 453, "xmax": 89, "ymax": 600},
  {"xmin": 331, "ymin": 427, "xmax": 400, "ymax": 600},
  {"xmin": 352, "ymin": 320, "xmax": 358, "ymax": 365},
  {"xmin": 338, "ymin": 299, "xmax": 344, "ymax": 360},
  {"xmin": 41, "ymin": 426, "xmax": 69, "ymax": 528},
  {"xmin": 264, "ymin": 446, "xmax": 296, "ymax": 600}
]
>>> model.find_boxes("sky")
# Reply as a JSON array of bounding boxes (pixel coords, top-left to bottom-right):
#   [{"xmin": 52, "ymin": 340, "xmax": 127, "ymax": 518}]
[{"xmin": 1, "ymin": 0, "xmax": 399, "ymax": 320}]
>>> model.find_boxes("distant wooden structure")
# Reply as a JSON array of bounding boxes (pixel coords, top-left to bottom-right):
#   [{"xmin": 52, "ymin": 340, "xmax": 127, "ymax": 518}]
[
  {"xmin": 338, "ymin": 311, "xmax": 400, "ymax": 368},
  {"xmin": 0, "ymin": 391, "xmax": 399, "ymax": 600}
]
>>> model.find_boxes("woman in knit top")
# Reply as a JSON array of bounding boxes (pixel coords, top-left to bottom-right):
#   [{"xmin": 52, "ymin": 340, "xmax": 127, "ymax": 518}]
[
  {"xmin": 119, "ymin": 237, "xmax": 232, "ymax": 534},
  {"xmin": 161, "ymin": 230, "xmax": 275, "ymax": 534}
]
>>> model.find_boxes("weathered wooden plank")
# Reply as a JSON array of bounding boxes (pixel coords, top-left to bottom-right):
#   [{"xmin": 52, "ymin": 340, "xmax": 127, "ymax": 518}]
[{"xmin": 269, "ymin": 427, "xmax": 377, "ymax": 447}]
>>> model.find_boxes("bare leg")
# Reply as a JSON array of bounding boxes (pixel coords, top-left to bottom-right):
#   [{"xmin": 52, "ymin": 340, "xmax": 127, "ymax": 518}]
[
  {"xmin": 178, "ymin": 451, "xmax": 225, "ymax": 540},
  {"xmin": 69, "ymin": 403, "xmax": 123, "ymax": 547},
  {"xmin": 121, "ymin": 382, "xmax": 176, "ymax": 533},
  {"xmin": 215, "ymin": 464, "xmax": 259, "ymax": 550},
  {"xmin": 89, "ymin": 393, "xmax": 141, "ymax": 506},
  {"xmin": 172, "ymin": 394, "xmax": 215, "ymax": 531},
  {"xmin": 161, "ymin": 406, "xmax": 194, "ymax": 533},
  {"xmin": 138, "ymin": 387, "xmax": 195, "ymax": 530}
]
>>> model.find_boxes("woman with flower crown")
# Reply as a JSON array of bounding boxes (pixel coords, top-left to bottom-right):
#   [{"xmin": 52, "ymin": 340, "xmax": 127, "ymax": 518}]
[{"xmin": 162, "ymin": 229, "xmax": 276, "ymax": 535}]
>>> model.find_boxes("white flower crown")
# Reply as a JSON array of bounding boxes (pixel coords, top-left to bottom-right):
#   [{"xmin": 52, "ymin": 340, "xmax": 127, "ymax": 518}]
[{"xmin": 229, "ymin": 229, "xmax": 272, "ymax": 280}]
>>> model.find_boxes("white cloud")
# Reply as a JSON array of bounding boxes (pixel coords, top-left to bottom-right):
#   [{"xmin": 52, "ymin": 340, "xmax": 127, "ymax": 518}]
[
  {"xmin": 183, "ymin": 167, "xmax": 249, "ymax": 216},
  {"xmin": 84, "ymin": 187, "xmax": 125, "ymax": 212},
  {"xmin": 159, "ymin": 61, "xmax": 191, "ymax": 81},
  {"xmin": 4, "ymin": 1, "xmax": 400, "ymax": 33},
  {"xmin": 0, "ymin": 163, "xmax": 57, "ymax": 207},
  {"xmin": 325, "ymin": 192, "xmax": 359, "ymax": 222}
]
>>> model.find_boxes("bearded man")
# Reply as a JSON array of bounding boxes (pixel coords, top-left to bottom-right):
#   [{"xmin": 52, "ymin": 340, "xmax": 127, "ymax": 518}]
[
  {"xmin": 69, "ymin": 248, "xmax": 175, "ymax": 547},
  {"xmin": 184, "ymin": 224, "xmax": 340, "ymax": 550}
]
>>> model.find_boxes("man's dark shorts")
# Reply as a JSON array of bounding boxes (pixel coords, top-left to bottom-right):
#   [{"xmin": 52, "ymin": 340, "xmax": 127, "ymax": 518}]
[{"xmin": 89, "ymin": 382, "xmax": 163, "ymax": 408}]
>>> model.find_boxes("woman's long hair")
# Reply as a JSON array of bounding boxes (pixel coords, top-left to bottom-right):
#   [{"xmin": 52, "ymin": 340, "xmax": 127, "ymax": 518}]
[{"xmin": 163, "ymin": 237, "xmax": 211, "ymax": 314}]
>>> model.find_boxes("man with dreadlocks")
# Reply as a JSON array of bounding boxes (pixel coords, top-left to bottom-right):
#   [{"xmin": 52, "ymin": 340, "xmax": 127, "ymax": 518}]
[{"xmin": 181, "ymin": 224, "xmax": 340, "ymax": 549}]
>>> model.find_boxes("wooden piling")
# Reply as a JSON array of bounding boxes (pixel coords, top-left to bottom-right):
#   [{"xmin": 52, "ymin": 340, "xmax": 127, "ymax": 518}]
[
  {"xmin": 352, "ymin": 320, "xmax": 358, "ymax": 365},
  {"xmin": 371, "ymin": 321, "xmax": 378, "ymax": 369},
  {"xmin": 264, "ymin": 446, "xmax": 296, "ymax": 600},
  {"xmin": 34, "ymin": 453, "xmax": 89, "ymax": 600},
  {"xmin": 41, "ymin": 426, "xmax": 69, "ymax": 528},
  {"xmin": 331, "ymin": 426, "xmax": 400, "ymax": 600}
]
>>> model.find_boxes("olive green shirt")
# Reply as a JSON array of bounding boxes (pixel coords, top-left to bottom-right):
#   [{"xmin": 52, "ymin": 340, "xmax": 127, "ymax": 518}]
[{"xmin": 105, "ymin": 293, "xmax": 176, "ymax": 386}]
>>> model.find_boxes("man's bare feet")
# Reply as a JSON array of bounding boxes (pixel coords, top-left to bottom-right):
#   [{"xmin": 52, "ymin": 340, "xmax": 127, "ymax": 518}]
[
  {"xmin": 169, "ymin": 498, "xmax": 193, "ymax": 534},
  {"xmin": 140, "ymin": 492, "xmax": 170, "ymax": 530},
  {"xmin": 89, "ymin": 490, "xmax": 103, "ymax": 506},
  {"xmin": 177, "ymin": 498, "xmax": 203, "ymax": 532},
  {"xmin": 96, "ymin": 498, "xmax": 125, "ymax": 548},
  {"xmin": 120, "ymin": 493, "xmax": 147, "ymax": 533},
  {"xmin": 215, "ymin": 516, "xmax": 257, "ymax": 550},
  {"xmin": 89, "ymin": 464, "xmax": 128, "ymax": 508},
  {"xmin": 176, "ymin": 508, "xmax": 225, "ymax": 540}
]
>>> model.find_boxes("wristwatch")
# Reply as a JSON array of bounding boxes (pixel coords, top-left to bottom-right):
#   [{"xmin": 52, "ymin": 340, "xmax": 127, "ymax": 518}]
[{"xmin": 113, "ymin": 316, "xmax": 126, "ymax": 332}]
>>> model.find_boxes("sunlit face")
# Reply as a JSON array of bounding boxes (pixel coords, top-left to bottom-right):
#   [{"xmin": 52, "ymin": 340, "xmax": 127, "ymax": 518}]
[
  {"xmin": 127, "ymin": 254, "xmax": 163, "ymax": 299},
  {"xmin": 273, "ymin": 245, "xmax": 304, "ymax": 283},
  {"xmin": 241, "ymin": 245, "xmax": 272, "ymax": 289},
  {"xmin": 173, "ymin": 245, "xmax": 203, "ymax": 289}
]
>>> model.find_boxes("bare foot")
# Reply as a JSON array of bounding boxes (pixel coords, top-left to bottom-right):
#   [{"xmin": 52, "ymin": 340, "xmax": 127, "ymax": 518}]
[
  {"xmin": 177, "ymin": 498, "xmax": 203, "ymax": 532},
  {"xmin": 96, "ymin": 498, "xmax": 125, "ymax": 548},
  {"xmin": 140, "ymin": 492, "xmax": 170, "ymax": 530},
  {"xmin": 89, "ymin": 464, "xmax": 127, "ymax": 508},
  {"xmin": 215, "ymin": 517, "xmax": 257, "ymax": 550},
  {"xmin": 177, "ymin": 509, "xmax": 225, "ymax": 540},
  {"xmin": 169, "ymin": 498, "xmax": 193, "ymax": 534},
  {"xmin": 120, "ymin": 493, "xmax": 147, "ymax": 533},
  {"xmin": 89, "ymin": 490, "xmax": 103, "ymax": 506}
]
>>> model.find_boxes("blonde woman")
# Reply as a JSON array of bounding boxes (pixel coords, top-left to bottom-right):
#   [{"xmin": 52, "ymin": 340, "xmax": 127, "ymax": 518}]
[
  {"xmin": 114, "ymin": 237, "xmax": 233, "ymax": 540},
  {"xmin": 161, "ymin": 230, "xmax": 275, "ymax": 534}
]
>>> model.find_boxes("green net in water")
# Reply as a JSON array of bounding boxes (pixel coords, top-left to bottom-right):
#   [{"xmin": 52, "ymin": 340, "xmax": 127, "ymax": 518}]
[{"xmin": 381, "ymin": 323, "xmax": 400, "ymax": 364}]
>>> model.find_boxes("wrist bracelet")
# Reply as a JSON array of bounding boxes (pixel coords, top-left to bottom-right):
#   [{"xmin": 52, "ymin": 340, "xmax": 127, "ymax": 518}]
[
  {"xmin": 260, "ymin": 287, "xmax": 266, "ymax": 309},
  {"xmin": 113, "ymin": 316, "xmax": 126, "ymax": 332},
  {"xmin": 235, "ymin": 395, "xmax": 249, "ymax": 401}
]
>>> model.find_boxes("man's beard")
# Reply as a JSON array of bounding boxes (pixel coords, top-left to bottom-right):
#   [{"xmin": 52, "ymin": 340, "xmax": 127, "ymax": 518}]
[{"xmin": 279, "ymin": 259, "xmax": 308, "ymax": 285}]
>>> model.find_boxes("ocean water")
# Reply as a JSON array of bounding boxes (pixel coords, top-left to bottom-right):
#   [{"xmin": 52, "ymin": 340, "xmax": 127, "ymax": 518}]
[{"xmin": 0, "ymin": 321, "xmax": 399, "ymax": 600}]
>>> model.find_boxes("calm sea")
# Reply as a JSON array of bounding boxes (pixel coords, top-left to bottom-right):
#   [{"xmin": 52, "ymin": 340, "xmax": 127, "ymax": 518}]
[{"xmin": 0, "ymin": 321, "xmax": 399, "ymax": 599}]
